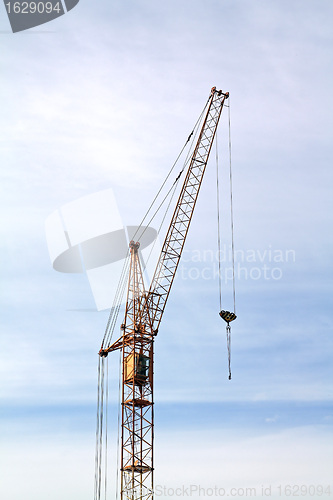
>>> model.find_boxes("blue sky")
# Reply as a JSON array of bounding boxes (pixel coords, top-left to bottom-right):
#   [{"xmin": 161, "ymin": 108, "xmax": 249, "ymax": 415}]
[{"xmin": 1, "ymin": 1, "xmax": 332, "ymax": 499}]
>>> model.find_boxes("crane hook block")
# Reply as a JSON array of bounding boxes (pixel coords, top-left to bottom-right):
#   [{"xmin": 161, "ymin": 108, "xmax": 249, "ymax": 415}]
[{"xmin": 219, "ymin": 310, "xmax": 237, "ymax": 324}]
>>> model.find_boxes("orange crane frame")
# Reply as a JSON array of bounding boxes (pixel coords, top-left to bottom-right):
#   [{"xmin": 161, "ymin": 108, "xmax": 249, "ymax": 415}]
[{"xmin": 99, "ymin": 87, "xmax": 229, "ymax": 499}]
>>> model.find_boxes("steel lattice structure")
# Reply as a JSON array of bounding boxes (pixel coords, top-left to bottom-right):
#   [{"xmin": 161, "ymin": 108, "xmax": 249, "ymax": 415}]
[{"xmin": 100, "ymin": 88, "xmax": 229, "ymax": 500}]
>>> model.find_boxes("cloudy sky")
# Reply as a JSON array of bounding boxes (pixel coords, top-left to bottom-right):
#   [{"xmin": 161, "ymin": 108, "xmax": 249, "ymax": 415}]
[{"xmin": 1, "ymin": 1, "xmax": 332, "ymax": 499}]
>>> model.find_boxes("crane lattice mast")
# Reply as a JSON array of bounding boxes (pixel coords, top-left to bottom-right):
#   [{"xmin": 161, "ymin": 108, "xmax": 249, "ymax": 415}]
[{"xmin": 99, "ymin": 87, "xmax": 229, "ymax": 500}]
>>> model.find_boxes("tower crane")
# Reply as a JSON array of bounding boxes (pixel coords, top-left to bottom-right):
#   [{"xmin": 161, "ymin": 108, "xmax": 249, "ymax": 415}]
[{"xmin": 98, "ymin": 87, "xmax": 232, "ymax": 500}]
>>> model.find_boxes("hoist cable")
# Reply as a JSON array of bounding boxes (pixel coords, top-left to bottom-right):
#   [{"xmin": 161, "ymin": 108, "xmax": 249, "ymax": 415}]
[
  {"xmin": 228, "ymin": 100, "xmax": 236, "ymax": 314},
  {"xmin": 101, "ymin": 97, "xmax": 209, "ymax": 350},
  {"xmin": 102, "ymin": 252, "xmax": 130, "ymax": 349},
  {"xmin": 132, "ymin": 95, "xmax": 210, "ymax": 243},
  {"xmin": 215, "ymin": 134, "xmax": 222, "ymax": 311},
  {"xmin": 136, "ymin": 167, "xmax": 183, "ymax": 245},
  {"xmin": 101, "ymin": 99, "xmax": 206, "ymax": 346},
  {"xmin": 94, "ymin": 357, "xmax": 101, "ymax": 500},
  {"xmin": 103, "ymin": 271, "xmax": 128, "ymax": 349},
  {"xmin": 98, "ymin": 359, "xmax": 105, "ymax": 500},
  {"xmin": 104, "ymin": 357, "xmax": 109, "ymax": 500},
  {"xmin": 215, "ymin": 100, "xmax": 236, "ymax": 381},
  {"xmin": 96, "ymin": 357, "xmax": 102, "ymax": 500},
  {"xmin": 94, "ymin": 356, "xmax": 105, "ymax": 500},
  {"xmin": 95, "ymin": 92, "xmax": 215, "ymax": 499},
  {"xmin": 142, "ymin": 180, "xmax": 179, "ymax": 274},
  {"xmin": 100, "ymin": 100, "xmax": 208, "ymax": 348},
  {"xmin": 132, "ymin": 140, "xmax": 187, "ymax": 241},
  {"xmin": 136, "ymin": 105, "xmax": 205, "ymax": 244},
  {"xmin": 103, "ymin": 252, "xmax": 129, "ymax": 340}
]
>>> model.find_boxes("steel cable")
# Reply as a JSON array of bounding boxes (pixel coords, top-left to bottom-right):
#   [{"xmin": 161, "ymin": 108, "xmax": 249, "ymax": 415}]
[
  {"xmin": 94, "ymin": 356, "xmax": 105, "ymax": 500},
  {"xmin": 104, "ymin": 357, "xmax": 108, "ymax": 500},
  {"xmin": 102, "ymin": 252, "xmax": 130, "ymax": 349},
  {"xmin": 227, "ymin": 325, "xmax": 232, "ymax": 380},
  {"xmin": 115, "ymin": 350, "xmax": 122, "ymax": 499},
  {"xmin": 228, "ymin": 101, "xmax": 236, "ymax": 315}
]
